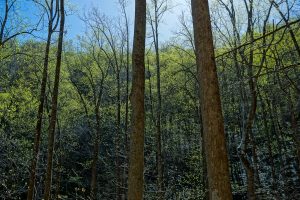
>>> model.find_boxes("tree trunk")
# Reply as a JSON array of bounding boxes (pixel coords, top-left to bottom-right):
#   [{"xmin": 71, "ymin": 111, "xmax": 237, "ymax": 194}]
[
  {"xmin": 153, "ymin": 1, "xmax": 164, "ymax": 198},
  {"xmin": 127, "ymin": 0, "xmax": 146, "ymax": 199},
  {"xmin": 123, "ymin": 5, "xmax": 130, "ymax": 199},
  {"xmin": 43, "ymin": 0, "xmax": 65, "ymax": 199},
  {"xmin": 27, "ymin": 2, "xmax": 54, "ymax": 199},
  {"xmin": 54, "ymin": 118, "xmax": 62, "ymax": 200},
  {"xmin": 191, "ymin": 0, "xmax": 232, "ymax": 199}
]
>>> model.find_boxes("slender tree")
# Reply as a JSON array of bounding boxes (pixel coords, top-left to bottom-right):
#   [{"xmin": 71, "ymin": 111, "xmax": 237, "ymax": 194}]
[
  {"xmin": 43, "ymin": 0, "xmax": 65, "ymax": 199},
  {"xmin": 191, "ymin": 0, "xmax": 232, "ymax": 199},
  {"xmin": 127, "ymin": 0, "xmax": 146, "ymax": 199},
  {"xmin": 27, "ymin": 1, "xmax": 59, "ymax": 199},
  {"xmin": 118, "ymin": 1, "xmax": 131, "ymax": 198},
  {"xmin": 147, "ymin": 1, "xmax": 168, "ymax": 197},
  {"xmin": 88, "ymin": 46, "xmax": 107, "ymax": 200}
]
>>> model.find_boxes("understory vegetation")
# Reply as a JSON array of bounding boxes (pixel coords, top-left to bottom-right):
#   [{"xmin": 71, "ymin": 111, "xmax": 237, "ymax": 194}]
[{"xmin": 0, "ymin": 0, "xmax": 299, "ymax": 199}]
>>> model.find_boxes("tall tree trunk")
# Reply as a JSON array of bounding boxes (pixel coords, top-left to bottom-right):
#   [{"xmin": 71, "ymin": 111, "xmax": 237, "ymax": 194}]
[
  {"xmin": 240, "ymin": 57, "xmax": 257, "ymax": 200},
  {"xmin": 127, "ymin": 0, "xmax": 146, "ymax": 199},
  {"xmin": 43, "ymin": 0, "xmax": 65, "ymax": 199},
  {"xmin": 27, "ymin": 2, "xmax": 54, "ymax": 199},
  {"xmin": 152, "ymin": 1, "xmax": 164, "ymax": 198},
  {"xmin": 239, "ymin": 1, "xmax": 257, "ymax": 199},
  {"xmin": 191, "ymin": 0, "xmax": 232, "ymax": 199},
  {"xmin": 240, "ymin": 46, "xmax": 257, "ymax": 200},
  {"xmin": 123, "ymin": 5, "xmax": 130, "ymax": 199},
  {"xmin": 148, "ymin": 1, "xmax": 165, "ymax": 196}
]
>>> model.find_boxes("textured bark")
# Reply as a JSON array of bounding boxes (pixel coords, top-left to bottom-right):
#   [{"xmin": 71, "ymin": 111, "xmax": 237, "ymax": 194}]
[
  {"xmin": 127, "ymin": 0, "xmax": 146, "ymax": 199},
  {"xmin": 191, "ymin": 0, "xmax": 232, "ymax": 199},
  {"xmin": 43, "ymin": 0, "xmax": 65, "ymax": 199},
  {"xmin": 27, "ymin": 2, "xmax": 55, "ymax": 199}
]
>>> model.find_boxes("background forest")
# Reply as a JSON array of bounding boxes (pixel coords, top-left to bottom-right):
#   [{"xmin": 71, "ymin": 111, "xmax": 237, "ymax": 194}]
[{"xmin": 0, "ymin": 0, "xmax": 300, "ymax": 199}]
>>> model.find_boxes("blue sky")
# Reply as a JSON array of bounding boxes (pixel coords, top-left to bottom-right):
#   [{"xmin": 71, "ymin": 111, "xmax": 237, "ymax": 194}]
[
  {"xmin": 65, "ymin": 0, "xmax": 188, "ymax": 42},
  {"xmin": 2, "ymin": 0, "xmax": 299, "ymax": 44},
  {"xmin": 65, "ymin": 0, "xmax": 135, "ymax": 39},
  {"xmin": 0, "ymin": 0, "xmax": 188, "ymax": 42}
]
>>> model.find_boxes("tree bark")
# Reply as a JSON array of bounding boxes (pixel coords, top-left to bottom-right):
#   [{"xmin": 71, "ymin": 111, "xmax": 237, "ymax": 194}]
[
  {"xmin": 191, "ymin": 0, "xmax": 232, "ymax": 199},
  {"xmin": 127, "ymin": 0, "xmax": 146, "ymax": 199}
]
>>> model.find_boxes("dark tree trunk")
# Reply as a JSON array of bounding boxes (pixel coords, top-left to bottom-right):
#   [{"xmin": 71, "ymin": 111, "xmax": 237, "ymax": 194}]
[
  {"xmin": 123, "ymin": 4, "xmax": 130, "ymax": 199},
  {"xmin": 27, "ymin": 2, "xmax": 55, "ymax": 198},
  {"xmin": 127, "ymin": 0, "xmax": 146, "ymax": 199},
  {"xmin": 43, "ymin": 0, "xmax": 65, "ymax": 199},
  {"xmin": 152, "ymin": 1, "xmax": 164, "ymax": 198},
  {"xmin": 191, "ymin": 0, "xmax": 233, "ymax": 199}
]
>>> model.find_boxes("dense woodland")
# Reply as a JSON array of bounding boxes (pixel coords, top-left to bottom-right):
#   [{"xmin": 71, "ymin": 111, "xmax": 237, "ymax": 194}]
[{"xmin": 0, "ymin": 0, "xmax": 300, "ymax": 199}]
